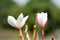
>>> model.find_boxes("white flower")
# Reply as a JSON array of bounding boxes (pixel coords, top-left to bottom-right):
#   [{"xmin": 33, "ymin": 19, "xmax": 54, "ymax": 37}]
[
  {"xmin": 13, "ymin": 0, "xmax": 30, "ymax": 7},
  {"xmin": 36, "ymin": 12, "xmax": 48, "ymax": 27},
  {"xmin": 8, "ymin": 13, "xmax": 29, "ymax": 28}
]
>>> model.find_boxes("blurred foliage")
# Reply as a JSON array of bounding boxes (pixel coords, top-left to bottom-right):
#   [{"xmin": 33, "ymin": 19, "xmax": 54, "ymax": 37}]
[{"xmin": 0, "ymin": 0, "xmax": 60, "ymax": 34}]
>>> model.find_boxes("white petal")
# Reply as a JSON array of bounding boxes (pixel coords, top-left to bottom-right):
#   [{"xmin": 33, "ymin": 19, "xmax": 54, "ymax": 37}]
[
  {"xmin": 8, "ymin": 16, "xmax": 18, "ymax": 28},
  {"xmin": 42, "ymin": 13, "xmax": 47, "ymax": 24},
  {"xmin": 37, "ymin": 13, "xmax": 42, "ymax": 25},
  {"xmin": 17, "ymin": 13, "xmax": 23, "ymax": 23},
  {"xmin": 23, "ymin": 15, "xmax": 29, "ymax": 23},
  {"xmin": 36, "ymin": 12, "xmax": 48, "ymax": 26},
  {"xmin": 41, "ymin": 12, "xmax": 45, "ymax": 14},
  {"xmin": 20, "ymin": 15, "xmax": 29, "ymax": 27},
  {"xmin": 17, "ymin": 13, "xmax": 24, "ymax": 27},
  {"xmin": 43, "ymin": 13, "xmax": 48, "ymax": 25}
]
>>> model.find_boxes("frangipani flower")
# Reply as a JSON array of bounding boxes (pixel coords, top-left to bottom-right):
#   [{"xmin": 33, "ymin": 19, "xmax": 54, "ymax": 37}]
[
  {"xmin": 36, "ymin": 12, "xmax": 48, "ymax": 27},
  {"xmin": 13, "ymin": 0, "xmax": 30, "ymax": 7},
  {"xmin": 8, "ymin": 13, "xmax": 29, "ymax": 28}
]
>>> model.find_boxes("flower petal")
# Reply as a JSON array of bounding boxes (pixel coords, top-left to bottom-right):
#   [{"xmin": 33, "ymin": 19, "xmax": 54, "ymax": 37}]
[
  {"xmin": 17, "ymin": 13, "xmax": 23, "ymax": 24},
  {"xmin": 17, "ymin": 13, "xmax": 24, "ymax": 27},
  {"xmin": 8, "ymin": 16, "xmax": 17, "ymax": 28},
  {"xmin": 36, "ymin": 12, "xmax": 48, "ymax": 27},
  {"xmin": 42, "ymin": 13, "xmax": 47, "ymax": 26},
  {"xmin": 37, "ymin": 13, "xmax": 42, "ymax": 25},
  {"xmin": 23, "ymin": 15, "xmax": 29, "ymax": 23},
  {"xmin": 20, "ymin": 15, "xmax": 29, "ymax": 27}
]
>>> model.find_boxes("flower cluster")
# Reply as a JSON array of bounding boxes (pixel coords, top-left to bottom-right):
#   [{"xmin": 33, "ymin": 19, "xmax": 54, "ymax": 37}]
[{"xmin": 7, "ymin": 12, "xmax": 54, "ymax": 40}]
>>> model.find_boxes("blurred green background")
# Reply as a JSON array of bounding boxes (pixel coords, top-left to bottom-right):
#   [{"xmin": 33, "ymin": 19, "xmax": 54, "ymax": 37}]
[{"xmin": 0, "ymin": 0, "xmax": 60, "ymax": 40}]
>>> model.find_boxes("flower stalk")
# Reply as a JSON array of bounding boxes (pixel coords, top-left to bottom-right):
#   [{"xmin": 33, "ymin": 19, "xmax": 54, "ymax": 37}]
[
  {"xmin": 25, "ymin": 25, "xmax": 30, "ymax": 40},
  {"xmin": 51, "ymin": 36, "xmax": 54, "ymax": 40},
  {"xmin": 36, "ymin": 32, "xmax": 38, "ymax": 40},
  {"xmin": 18, "ymin": 27, "xmax": 23, "ymax": 40},
  {"xmin": 33, "ymin": 24, "xmax": 38, "ymax": 40},
  {"xmin": 42, "ymin": 25, "xmax": 44, "ymax": 40}
]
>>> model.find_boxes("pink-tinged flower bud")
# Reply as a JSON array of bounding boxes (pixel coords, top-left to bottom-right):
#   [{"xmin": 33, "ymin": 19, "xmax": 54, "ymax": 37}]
[{"xmin": 36, "ymin": 12, "xmax": 48, "ymax": 27}]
